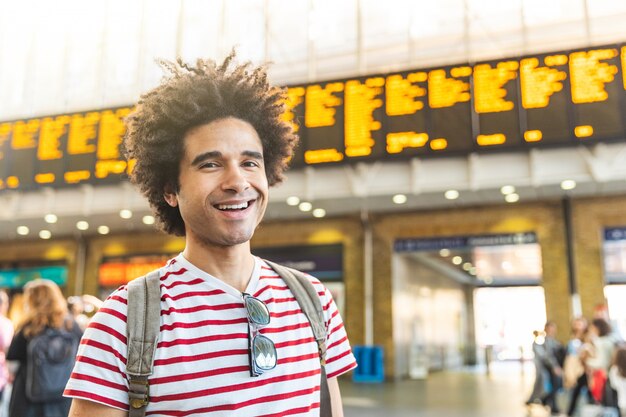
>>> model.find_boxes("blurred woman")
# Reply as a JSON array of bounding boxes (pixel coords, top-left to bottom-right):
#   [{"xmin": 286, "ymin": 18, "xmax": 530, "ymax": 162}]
[
  {"xmin": 586, "ymin": 318, "xmax": 616, "ymax": 406},
  {"xmin": 6, "ymin": 280, "xmax": 82, "ymax": 417},
  {"xmin": 609, "ymin": 346, "xmax": 626, "ymax": 416}
]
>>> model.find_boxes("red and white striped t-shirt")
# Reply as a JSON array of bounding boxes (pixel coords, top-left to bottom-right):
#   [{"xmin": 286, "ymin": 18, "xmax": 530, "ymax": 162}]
[{"xmin": 64, "ymin": 255, "xmax": 357, "ymax": 416}]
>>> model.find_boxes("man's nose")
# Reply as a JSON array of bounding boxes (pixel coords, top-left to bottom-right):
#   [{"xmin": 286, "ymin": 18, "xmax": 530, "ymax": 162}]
[{"xmin": 221, "ymin": 165, "xmax": 250, "ymax": 193}]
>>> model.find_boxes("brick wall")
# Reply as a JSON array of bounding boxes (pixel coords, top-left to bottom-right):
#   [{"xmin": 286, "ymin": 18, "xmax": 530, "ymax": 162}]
[{"xmin": 572, "ymin": 195, "xmax": 626, "ymax": 319}]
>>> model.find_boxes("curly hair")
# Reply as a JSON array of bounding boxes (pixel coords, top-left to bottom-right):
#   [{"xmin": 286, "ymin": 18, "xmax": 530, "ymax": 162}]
[
  {"xmin": 20, "ymin": 279, "xmax": 70, "ymax": 338},
  {"xmin": 123, "ymin": 51, "xmax": 299, "ymax": 236},
  {"xmin": 592, "ymin": 317, "xmax": 612, "ymax": 337}
]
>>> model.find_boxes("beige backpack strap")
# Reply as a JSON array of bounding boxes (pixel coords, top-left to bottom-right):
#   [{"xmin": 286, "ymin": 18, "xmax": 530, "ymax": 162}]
[
  {"xmin": 264, "ymin": 260, "xmax": 332, "ymax": 417},
  {"xmin": 126, "ymin": 270, "xmax": 161, "ymax": 417}
]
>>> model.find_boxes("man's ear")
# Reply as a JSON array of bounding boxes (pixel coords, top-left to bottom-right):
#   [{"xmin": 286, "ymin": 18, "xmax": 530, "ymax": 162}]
[{"xmin": 163, "ymin": 184, "xmax": 178, "ymax": 207}]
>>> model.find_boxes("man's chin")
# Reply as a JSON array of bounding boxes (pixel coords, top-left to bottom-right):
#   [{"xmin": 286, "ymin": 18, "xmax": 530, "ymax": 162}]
[{"xmin": 210, "ymin": 232, "xmax": 255, "ymax": 248}]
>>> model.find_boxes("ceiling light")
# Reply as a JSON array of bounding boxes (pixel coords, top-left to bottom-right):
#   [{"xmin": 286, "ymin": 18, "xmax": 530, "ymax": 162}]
[
  {"xmin": 76, "ymin": 221, "xmax": 89, "ymax": 231},
  {"xmin": 561, "ymin": 179, "xmax": 577, "ymax": 190},
  {"xmin": 439, "ymin": 248, "xmax": 450, "ymax": 257},
  {"xmin": 120, "ymin": 209, "xmax": 133, "ymax": 219},
  {"xmin": 44, "ymin": 213, "xmax": 58, "ymax": 223},
  {"xmin": 142, "ymin": 215, "xmax": 156, "ymax": 225},
  {"xmin": 312, "ymin": 208, "xmax": 326, "ymax": 218},
  {"xmin": 286, "ymin": 196, "xmax": 300, "ymax": 206},
  {"xmin": 298, "ymin": 202, "xmax": 312, "ymax": 212},
  {"xmin": 505, "ymin": 193, "xmax": 520, "ymax": 203},
  {"xmin": 462, "ymin": 262, "xmax": 473, "ymax": 271},
  {"xmin": 39, "ymin": 230, "xmax": 52, "ymax": 239},
  {"xmin": 500, "ymin": 185, "xmax": 515, "ymax": 195},
  {"xmin": 17, "ymin": 226, "xmax": 29, "ymax": 236},
  {"xmin": 392, "ymin": 194, "xmax": 407, "ymax": 204},
  {"xmin": 97, "ymin": 225, "xmax": 110, "ymax": 235},
  {"xmin": 444, "ymin": 190, "xmax": 459, "ymax": 200},
  {"xmin": 452, "ymin": 256, "xmax": 463, "ymax": 265}
]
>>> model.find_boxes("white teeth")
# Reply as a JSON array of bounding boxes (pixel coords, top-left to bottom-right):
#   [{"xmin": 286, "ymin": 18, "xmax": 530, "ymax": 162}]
[{"xmin": 217, "ymin": 202, "xmax": 249, "ymax": 210}]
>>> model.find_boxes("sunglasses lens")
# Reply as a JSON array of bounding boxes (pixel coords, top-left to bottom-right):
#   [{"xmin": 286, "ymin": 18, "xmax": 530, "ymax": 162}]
[
  {"xmin": 252, "ymin": 334, "xmax": 277, "ymax": 371},
  {"xmin": 244, "ymin": 296, "xmax": 270, "ymax": 325}
]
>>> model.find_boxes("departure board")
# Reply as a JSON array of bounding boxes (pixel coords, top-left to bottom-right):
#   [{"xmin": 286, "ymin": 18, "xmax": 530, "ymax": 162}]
[
  {"xmin": 1, "ymin": 43, "xmax": 626, "ymax": 191},
  {"xmin": 282, "ymin": 43, "xmax": 626, "ymax": 167},
  {"xmin": 0, "ymin": 106, "xmax": 133, "ymax": 191}
]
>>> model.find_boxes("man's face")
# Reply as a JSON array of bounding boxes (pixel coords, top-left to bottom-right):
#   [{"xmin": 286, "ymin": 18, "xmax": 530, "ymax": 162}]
[{"xmin": 165, "ymin": 117, "xmax": 269, "ymax": 248}]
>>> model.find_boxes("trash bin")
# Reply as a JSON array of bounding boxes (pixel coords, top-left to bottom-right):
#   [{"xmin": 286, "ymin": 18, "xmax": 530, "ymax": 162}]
[{"xmin": 352, "ymin": 345, "xmax": 384, "ymax": 383}]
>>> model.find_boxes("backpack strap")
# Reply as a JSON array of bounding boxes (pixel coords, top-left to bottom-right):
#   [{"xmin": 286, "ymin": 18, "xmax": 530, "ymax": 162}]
[
  {"xmin": 264, "ymin": 260, "xmax": 332, "ymax": 417},
  {"xmin": 126, "ymin": 270, "xmax": 161, "ymax": 417}
]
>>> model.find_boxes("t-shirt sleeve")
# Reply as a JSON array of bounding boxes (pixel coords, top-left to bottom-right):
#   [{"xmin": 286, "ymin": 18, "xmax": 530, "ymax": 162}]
[
  {"xmin": 317, "ymin": 282, "xmax": 357, "ymax": 379},
  {"xmin": 63, "ymin": 287, "xmax": 130, "ymax": 411}
]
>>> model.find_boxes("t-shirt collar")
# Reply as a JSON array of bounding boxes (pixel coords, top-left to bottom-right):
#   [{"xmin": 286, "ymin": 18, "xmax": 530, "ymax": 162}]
[{"xmin": 172, "ymin": 253, "xmax": 261, "ymax": 298}]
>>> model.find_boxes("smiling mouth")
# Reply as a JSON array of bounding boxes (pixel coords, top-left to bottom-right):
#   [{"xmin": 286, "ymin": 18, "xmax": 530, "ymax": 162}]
[{"xmin": 215, "ymin": 200, "xmax": 253, "ymax": 211}]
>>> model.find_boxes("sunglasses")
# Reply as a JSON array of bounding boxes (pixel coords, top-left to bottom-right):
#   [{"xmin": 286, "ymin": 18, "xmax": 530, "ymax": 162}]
[{"xmin": 243, "ymin": 293, "xmax": 277, "ymax": 377}]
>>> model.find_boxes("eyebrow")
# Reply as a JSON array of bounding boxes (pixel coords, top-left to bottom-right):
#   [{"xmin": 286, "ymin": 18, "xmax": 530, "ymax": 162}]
[{"xmin": 191, "ymin": 150, "xmax": 264, "ymax": 166}]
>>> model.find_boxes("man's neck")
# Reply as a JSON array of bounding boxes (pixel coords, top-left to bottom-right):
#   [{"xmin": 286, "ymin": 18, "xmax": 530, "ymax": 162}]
[{"xmin": 182, "ymin": 241, "xmax": 255, "ymax": 293}]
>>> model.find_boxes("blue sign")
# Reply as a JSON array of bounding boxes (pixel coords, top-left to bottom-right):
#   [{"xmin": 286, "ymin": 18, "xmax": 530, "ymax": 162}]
[
  {"xmin": 0, "ymin": 266, "xmax": 68, "ymax": 288},
  {"xmin": 605, "ymin": 227, "xmax": 626, "ymax": 241},
  {"xmin": 254, "ymin": 244, "xmax": 343, "ymax": 281},
  {"xmin": 394, "ymin": 232, "xmax": 538, "ymax": 253}
]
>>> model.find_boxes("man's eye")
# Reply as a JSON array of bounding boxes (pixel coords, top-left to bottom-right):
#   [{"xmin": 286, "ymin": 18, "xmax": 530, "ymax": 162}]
[
  {"xmin": 200, "ymin": 162, "xmax": 218, "ymax": 169},
  {"xmin": 243, "ymin": 161, "xmax": 259, "ymax": 167}
]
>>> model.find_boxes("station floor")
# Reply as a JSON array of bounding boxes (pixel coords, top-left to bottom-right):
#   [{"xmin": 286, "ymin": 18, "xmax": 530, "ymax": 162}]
[{"xmin": 339, "ymin": 361, "xmax": 553, "ymax": 417}]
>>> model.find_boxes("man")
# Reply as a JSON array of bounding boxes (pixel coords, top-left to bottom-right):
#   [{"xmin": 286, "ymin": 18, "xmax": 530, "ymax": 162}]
[{"xmin": 64, "ymin": 53, "xmax": 357, "ymax": 416}]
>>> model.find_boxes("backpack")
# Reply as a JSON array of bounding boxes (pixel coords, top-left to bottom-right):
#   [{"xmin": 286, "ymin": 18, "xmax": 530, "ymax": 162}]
[
  {"xmin": 26, "ymin": 321, "xmax": 80, "ymax": 402},
  {"xmin": 126, "ymin": 260, "xmax": 332, "ymax": 417}
]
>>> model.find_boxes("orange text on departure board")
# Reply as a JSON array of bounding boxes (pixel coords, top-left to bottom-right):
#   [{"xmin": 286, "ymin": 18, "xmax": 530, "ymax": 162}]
[
  {"xmin": 95, "ymin": 108, "xmax": 131, "ymax": 179},
  {"xmin": 570, "ymin": 48, "xmax": 618, "ymax": 104},
  {"xmin": 0, "ymin": 123, "xmax": 11, "ymax": 159},
  {"xmin": 97, "ymin": 108, "xmax": 130, "ymax": 160},
  {"xmin": 520, "ymin": 56, "xmax": 567, "ymax": 109},
  {"xmin": 38, "ymin": 115, "xmax": 70, "ymax": 160},
  {"xmin": 385, "ymin": 72, "xmax": 427, "ymax": 116},
  {"xmin": 473, "ymin": 61, "xmax": 518, "ymax": 113},
  {"xmin": 622, "ymin": 47, "xmax": 626, "ymax": 91},
  {"xmin": 281, "ymin": 87, "xmax": 305, "ymax": 133},
  {"xmin": 305, "ymin": 83, "xmax": 343, "ymax": 128},
  {"xmin": 428, "ymin": 67, "xmax": 471, "ymax": 109},
  {"xmin": 344, "ymin": 77, "xmax": 384, "ymax": 157},
  {"xmin": 11, "ymin": 119, "xmax": 39, "ymax": 150},
  {"xmin": 68, "ymin": 112, "xmax": 99, "ymax": 154}
]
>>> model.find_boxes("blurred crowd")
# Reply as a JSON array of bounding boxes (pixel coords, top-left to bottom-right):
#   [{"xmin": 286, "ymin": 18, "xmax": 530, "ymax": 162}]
[
  {"xmin": 0, "ymin": 281, "xmax": 102, "ymax": 417},
  {"xmin": 528, "ymin": 310, "xmax": 626, "ymax": 417}
]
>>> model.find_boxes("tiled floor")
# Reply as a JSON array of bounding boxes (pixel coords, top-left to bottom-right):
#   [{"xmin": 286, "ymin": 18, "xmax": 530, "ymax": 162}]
[{"xmin": 339, "ymin": 362, "xmax": 554, "ymax": 417}]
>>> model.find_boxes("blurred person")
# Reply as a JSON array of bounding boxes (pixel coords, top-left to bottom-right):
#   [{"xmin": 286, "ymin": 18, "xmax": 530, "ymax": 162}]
[
  {"xmin": 67, "ymin": 294, "xmax": 103, "ymax": 331},
  {"xmin": 609, "ymin": 346, "xmax": 626, "ymax": 416},
  {"xmin": 529, "ymin": 321, "xmax": 564, "ymax": 415},
  {"xmin": 594, "ymin": 303, "xmax": 625, "ymax": 346},
  {"xmin": 64, "ymin": 52, "xmax": 357, "ymax": 417},
  {"xmin": 66, "ymin": 296, "xmax": 87, "ymax": 331},
  {"xmin": 586, "ymin": 318, "xmax": 616, "ymax": 405},
  {"xmin": 6, "ymin": 279, "xmax": 82, "ymax": 417},
  {"xmin": 544, "ymin": 321, "xmax": 566, "ymax": 415},
  {"xmin": 0, "ymin": 290, "xmax": 13, "ymax": 403},
  {"xmin": 528, "ymin": 330, "xmax": 548, "ymax": 406},
  {"xmin": 564, "ymin": 317, "xmax": 593, "ymax": 416}
]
